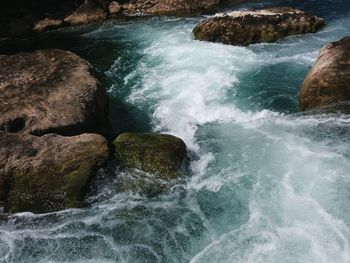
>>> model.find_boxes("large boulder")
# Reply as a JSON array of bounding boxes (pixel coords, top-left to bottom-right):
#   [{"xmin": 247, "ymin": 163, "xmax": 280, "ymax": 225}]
[
  {"xmin": 113, "ymin": 133, "xmax": 188, "ymax": 180},
  {"xmin": 299, "ymin": 37, "xmax": 350, "ymax": 111},
  {"xmin": 122, "ymin": 0, "xmax": 220, "ymax": 16},
  {"xmin": 193, "ymin": 7, "xmax": 325, "ymax": 46},
  {"xmin": 0, "ymin": 131, "xmax": 109, "ymax": 213},
  {"xmin": 0, "ymin": 49, "xmax": 107, "ymax": 136}
]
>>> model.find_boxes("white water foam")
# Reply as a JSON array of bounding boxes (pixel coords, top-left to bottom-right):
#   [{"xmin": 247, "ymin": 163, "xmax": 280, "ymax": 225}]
[
  {"xmin": 2, "ymin": 2, "xmax": 350, "ymax": 262},
  {"xmin": 118, "ymin": 18, "xmax": 350, "ymax": 263}
]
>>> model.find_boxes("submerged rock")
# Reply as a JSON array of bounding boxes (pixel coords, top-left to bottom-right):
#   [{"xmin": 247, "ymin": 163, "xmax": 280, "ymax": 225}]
[
  {"xmin": 299, "ymin": 36, "xmax": 350, "ymax": 111},
  {"xmin": 193, "ymin": 7, "xmax": 325, "ymax": 46},
  {"xmin": 0, "ymin": 131, "xmax": 109, "ymax": 213},
  {"xmin": 113, "ymin": 133, "xmax": 188, "ymax": 180},
  {"xmin": 0, "ymin": 49, "xmax": 107, "ymax": 136}
]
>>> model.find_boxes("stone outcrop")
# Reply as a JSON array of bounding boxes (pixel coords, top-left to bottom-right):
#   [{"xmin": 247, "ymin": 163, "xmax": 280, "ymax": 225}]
[
  {"xmin": 193, "ymin": 7, "xmax": 325, "ymax": 46},
  {"xmin": 0, "ymin": 49, "xmax": 107, "ymax": 136},
  {"xmin": 0, "ymin": 131, "xmax": 109, "ymax": 213},
  {"xmin": 114, "ymin": 133, "xmax": 188, "ymax": 180},
  {"xmin": 64, "ymin": 0, "xmax": 107, "ymax": 25},
  {"xmin": 299, "ymin": 36, "xmax": 350, "ymax": 111}
]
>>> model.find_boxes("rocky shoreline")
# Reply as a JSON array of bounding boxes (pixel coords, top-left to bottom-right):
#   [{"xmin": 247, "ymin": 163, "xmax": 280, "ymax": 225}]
[
  {"xmin": 0, "ymin": 49, "xmax": 188, "ymax": 213},
  {"xmin": 0, "ymin": 3, "xmax": 350, "ymax": 214},
  {"xmin": 1, "ymin": 0, "xmax": 221, "ymax": 38}
]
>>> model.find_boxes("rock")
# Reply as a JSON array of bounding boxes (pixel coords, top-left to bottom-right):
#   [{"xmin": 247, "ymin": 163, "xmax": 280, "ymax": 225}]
[
  {"xmin": 108, "ymin": 1, "xmax": 122, "ymax": 16},
  {"xmin": 33, "ymin": 18, "xmax": 63, "ymax": 32},
  {"xmin": 0, "ymin": 0, "xmax": 221, "ymax": 37},
  {"xmin": 64, "ymin": 0, "xmax": 107, "ymax": 25},
  {"xmin": 0, "ymin": 131, "xmax": 109, "ymax": 213},
  {"xmin": 299, "ymin": 37, "xmax": 350, "ymax": 111},
  {"xmin": 0, "ymin": 49, "xmax": 107, "ymax": 136},
  {"xmin": 0, "ymin": 0, "xmax": 82, "ymax": 37},
  {"xmin": 113, "ymin": 133, "xmax": 188, "ymax": 180},
  {"xmin": 122, "ymin": 0, "xmax": 220, "ymax": 16},
  {"xmin": 193, "ymin": 7, "xmax": 325, "ymax": 46}
]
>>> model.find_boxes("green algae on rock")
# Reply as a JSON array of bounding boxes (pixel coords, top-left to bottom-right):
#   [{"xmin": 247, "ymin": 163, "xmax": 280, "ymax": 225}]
[
  {"xmin": 193, "ymin": 7, "xmax": 325, "ymax": 46},
  {"xmin": 113, "ymin": 133, "xmax": 188, "ymax": 180},
  {"xmin": 0, "ymin": 131, "xmax": 109, "ymax": 213}
]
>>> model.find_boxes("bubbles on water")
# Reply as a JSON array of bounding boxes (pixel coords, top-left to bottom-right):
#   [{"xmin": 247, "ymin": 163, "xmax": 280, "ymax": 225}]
[
  {"xmin": 2, "ymin": 1, "xmax": 350, "ymax": 262},
  {"xmin": 108, "ymin": 14, "xmax": 350, "ymax": 263}
]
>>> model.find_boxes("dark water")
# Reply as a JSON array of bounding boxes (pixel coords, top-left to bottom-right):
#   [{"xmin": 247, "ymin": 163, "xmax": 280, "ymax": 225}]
[{"xmin": 1, "ymin": 0, "xmax": 350, "ymax": 262}]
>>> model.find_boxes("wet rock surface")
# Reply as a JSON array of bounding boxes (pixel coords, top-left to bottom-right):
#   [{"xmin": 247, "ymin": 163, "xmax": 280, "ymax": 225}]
[
  {"xmin": 0, "ymin": 131, "xmax": 109, "ymax": 213},
  {"xmin": 193, "ymin": 7, "xmax": 325, "ymax": 46},
  {"xmin": 114, "ymin": 133, "xmax": 188, "ymax": 180},
  {"xmin": 0, "ymin": 49, "xmax": 107, "ymax": 136},
  {"xmin": 299, "ymin": 36, "xmax": 350, "ymax": 111},
  {"xmin": 0, "ymin": 49, "xmax": 110, "ymax": 213}
]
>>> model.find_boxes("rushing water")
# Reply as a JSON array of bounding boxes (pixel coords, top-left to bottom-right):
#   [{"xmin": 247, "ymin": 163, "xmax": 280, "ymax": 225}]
[{"xmin": 1, "ymin": 0, "xmax": 350, "ymax": 262}]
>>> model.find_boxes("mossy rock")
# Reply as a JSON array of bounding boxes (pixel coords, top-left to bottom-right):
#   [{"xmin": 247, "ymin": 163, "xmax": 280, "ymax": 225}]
[
  {"xmin": 113, "ymin": 133, "xmax": 188, "ymax": 180},
  {"xmin": 0, "ymin": 131, "xmax": 109, "ymax": 213}
]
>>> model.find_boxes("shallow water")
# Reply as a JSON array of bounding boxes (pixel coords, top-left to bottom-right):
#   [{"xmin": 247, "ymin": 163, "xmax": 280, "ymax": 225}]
[{"xmin": 1, "ymin": 0, "xmax": 350, "ymax": 262}]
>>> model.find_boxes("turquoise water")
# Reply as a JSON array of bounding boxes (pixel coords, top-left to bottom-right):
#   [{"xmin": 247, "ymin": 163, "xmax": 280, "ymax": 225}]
[{"xmin": 1, "ymin": 0, "xmax": 350, "ymax": 262}]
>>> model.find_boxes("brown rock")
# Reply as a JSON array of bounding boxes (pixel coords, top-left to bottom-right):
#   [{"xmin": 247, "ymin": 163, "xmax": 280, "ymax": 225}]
[
  {"xmin": 33, "ymin": 18, "xmax": 63, "ymax": 32},
  {"xmin": 122, "ymin": 0, "xmax": 220, "ymax": 16},
  {"xmin": 193, "ymin": 7, "xmax": 325, "ymax": 46},
  {"xmin": 299, "ymin": 37, "xmax": 350, "ymax": 111},
  {"xmin": 0, "ymin": 49, "xmax": 107, "ymax": 136},
  {"xmin": 0, "ymin": 131, "xmax": 109, "ymax": 213},
  {"xmin": 108, "ymin": 1, "xmax": 122, "ymax": 15},
  {"xmin": 64, "ymin": 0, "xmax": 107, "ymax": 25}
]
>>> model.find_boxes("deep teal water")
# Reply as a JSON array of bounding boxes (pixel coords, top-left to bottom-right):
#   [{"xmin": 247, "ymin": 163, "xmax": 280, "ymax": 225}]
[{"xmin": 1, "ymin": 0, "xmax": 350, "ymax": 262}]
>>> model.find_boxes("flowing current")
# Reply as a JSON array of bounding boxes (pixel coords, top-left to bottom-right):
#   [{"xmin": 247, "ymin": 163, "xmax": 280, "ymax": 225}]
[{"xmin": 1, "ymin": 0, "xmax": 350, "ymax": 262}]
